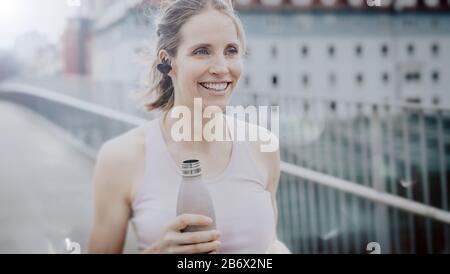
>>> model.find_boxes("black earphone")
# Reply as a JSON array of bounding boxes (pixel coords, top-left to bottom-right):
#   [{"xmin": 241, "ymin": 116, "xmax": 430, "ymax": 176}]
[{"xmin": 157, "ymin": 58, "xmax": 172, "ymax": 76}]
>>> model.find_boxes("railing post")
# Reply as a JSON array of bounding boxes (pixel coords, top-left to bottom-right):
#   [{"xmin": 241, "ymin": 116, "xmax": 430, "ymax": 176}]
[{"xmin": 369, "ymin": 105, "xmax": 391, "ymax": 253}]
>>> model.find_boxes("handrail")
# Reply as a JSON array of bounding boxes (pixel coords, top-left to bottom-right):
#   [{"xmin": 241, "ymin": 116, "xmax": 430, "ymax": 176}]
[
  {"xmin": 1, "ymin": 81, "xmax": 449, "ymax": 225},
  {"xmin": 281, "ymin": 162, "xmax": 450, "ymax": 224},
  {"xmin": 0, "ymin": 82, "xmax": 147, "ymax": 126}
]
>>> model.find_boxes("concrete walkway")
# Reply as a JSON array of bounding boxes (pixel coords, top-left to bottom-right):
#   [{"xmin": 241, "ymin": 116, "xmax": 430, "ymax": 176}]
[{"xmin": 0, "ymin": 101, "xmax": 137, "ymax": 253}]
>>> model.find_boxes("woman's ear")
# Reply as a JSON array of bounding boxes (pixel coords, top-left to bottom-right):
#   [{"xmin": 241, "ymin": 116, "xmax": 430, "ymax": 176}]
[
  {"xmin": 158, "ymin": 49, "xmax": 170, "ymax": 64},
  {"xmin": 158, "ymin": 50, "xmax": 176, "ymax": 78}
]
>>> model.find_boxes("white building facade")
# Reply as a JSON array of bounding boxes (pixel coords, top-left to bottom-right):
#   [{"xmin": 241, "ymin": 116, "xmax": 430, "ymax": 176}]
[{"xmin": 85, "ymin": 0, "xmax": 450, "ymax": 106}]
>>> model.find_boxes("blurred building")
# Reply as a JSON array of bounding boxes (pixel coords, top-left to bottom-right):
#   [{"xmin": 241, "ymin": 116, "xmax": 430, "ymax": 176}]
[
  {"xmin": 86, "ymin": 0, "xmax": 151, "ymax": 84},
  {"xmin": 82, "ymin": 0, "xmax": 450, "ymax": 106},
  {"xmin": 62, "ymin": 18, "xmax": 92, "ymax": 75},
  {"xmin": 14, "ymin": 32, "xmax": 49, "ymax": 63},
  {"xmin": 13, "ymin": 31, "xmax": 63, "ymax": 76},
  {"xmin": 31, "ymin": 44, "xmax": 63, "ymax": 76},
  {"xmin": 0, "ymin": 49, "xmax": 20, "ymax": 80}
]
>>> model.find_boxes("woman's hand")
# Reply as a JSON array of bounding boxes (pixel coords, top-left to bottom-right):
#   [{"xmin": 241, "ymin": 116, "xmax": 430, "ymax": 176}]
[{"xmin": 141, "ymin": 214, "xmax": 221, "ymax": 254}]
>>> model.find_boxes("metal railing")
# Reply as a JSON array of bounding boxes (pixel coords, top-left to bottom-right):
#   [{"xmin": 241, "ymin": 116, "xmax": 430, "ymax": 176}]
[
  {"xmin": 1, "ymin": 81, "xmax": 449, "ymax": 254},
  {"xmin": 233, "ymin": 92, "xmax": 450, "ymax": 254}
]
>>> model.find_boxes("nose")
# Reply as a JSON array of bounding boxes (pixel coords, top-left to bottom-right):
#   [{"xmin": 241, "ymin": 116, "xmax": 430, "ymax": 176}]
[{"xmin": 209, "ymin": 55, "xmax": 229, "ymax": 76}]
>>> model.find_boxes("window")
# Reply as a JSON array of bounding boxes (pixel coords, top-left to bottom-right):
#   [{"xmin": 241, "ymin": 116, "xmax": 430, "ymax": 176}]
[
  {"xmin": 330, "ymin": 101, "xmax": 336, "ymax": 111},
  {"xmin": 405, "ymin": 72, "xmax": 421, "ymax": 82},
  {"xmin": 301, "ymin": 45, "xmax": 308, "ymax": 57},
  {"xmin": 355, "ymin": 44, "xmax": 363, "ymax": 57},
  {"xmin": 301, "ymin": 74, "xmax": 309, "ymax": 87},
  {"xmin": 328, "ymin": 45, "xmax": 335, "ymax": 58},
  {"xmin": 431, "ymin": 43, "xmax": 439, "ymax": 57},
  {"xmin": 303, "ymin": 102, "xmax": 309, "ymax": 112},
  {"xmin": 381, "ymin": 44, "xmax": 388, "ymax": 57},
  {"xmin": 406, "ymin": 43, "xmax": 415, "ymax": 56},
  {"xmin": 407, "ymin": 98, "xmax": 421, "ymax": 104},
  {"xmin": 329, "ymin": 73, "xmax": 336, "ymax": 86},
  {"xmin": 382, "ymin": 72, "xmax": 389, "ymax": 84},
  {"xmin": 272, "ymin": 75, "xmax": 278, "ymax": 87},
  {"xmin": 271, "ymin": 45, "xmax": 277, "ymax": 59},
  {"xmin": 356, "ymin": 73, "xmax": 363, "ymax": 85},
  {"xmin": 431, "ymin": 70, "xmax": 439, "ymax": 83}
]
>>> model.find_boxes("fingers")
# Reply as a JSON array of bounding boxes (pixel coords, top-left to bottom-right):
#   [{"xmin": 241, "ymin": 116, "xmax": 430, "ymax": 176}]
[
  {"xmin": 172, "ymin": 240, "xmax": 222, "ymax": 254},
  {"xmin": 167, "ymin": 214, "xmax": 213, "ymax": 232},
  {"xmin": 176, "ymin": 230, "xmax": 221, "ymax": 245},
  {"xmin": 159, "ymin": 214, "xmax": 220, "ymax": 254}
]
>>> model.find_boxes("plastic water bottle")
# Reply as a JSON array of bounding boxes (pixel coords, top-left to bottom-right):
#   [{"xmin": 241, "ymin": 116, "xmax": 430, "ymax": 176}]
[{"xmin": 176, "ymin": 159, "xmax": 216, "ymax": 232}]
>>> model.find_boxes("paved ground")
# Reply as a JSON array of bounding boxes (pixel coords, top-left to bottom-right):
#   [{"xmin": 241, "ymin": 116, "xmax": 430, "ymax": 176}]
[{"xmin": 0, "ymin": 101, "xmax": 137, "ymax": 253}]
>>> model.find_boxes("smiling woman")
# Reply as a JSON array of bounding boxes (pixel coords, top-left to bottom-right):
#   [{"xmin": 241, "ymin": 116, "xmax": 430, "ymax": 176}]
[
  {"xmin": 143, "ymin": 0, "xmax": 247, "ymax": 113},
  {"xmin": 88, "ymin": 0, "xmax": 289, "ymax": 254}
]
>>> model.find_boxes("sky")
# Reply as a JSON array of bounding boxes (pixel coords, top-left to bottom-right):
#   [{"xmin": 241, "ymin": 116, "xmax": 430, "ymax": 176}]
[{"xmin": 0, "ymin": 0, "xmax": 81, "ymax": 50}]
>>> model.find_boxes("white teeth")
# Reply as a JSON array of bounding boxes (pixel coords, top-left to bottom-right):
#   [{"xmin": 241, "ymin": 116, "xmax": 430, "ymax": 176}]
[{"xmin": 200, "ymin": 82, "xmax": 228, "ymax": 91}]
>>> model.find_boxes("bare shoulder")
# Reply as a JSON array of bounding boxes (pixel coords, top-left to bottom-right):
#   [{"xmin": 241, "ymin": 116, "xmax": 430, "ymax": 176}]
[
  {"xmin": 94, "ymin": 123, "xmax": 148, "ymax": 203},
  {"xmin": 99, "ymin": 125, "xmax": 146, "ymax": 164}
]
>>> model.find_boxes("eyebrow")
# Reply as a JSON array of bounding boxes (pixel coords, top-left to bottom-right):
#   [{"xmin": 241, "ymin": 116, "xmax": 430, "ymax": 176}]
[{"xmin": 188, "ymin": 43, "xmax": 239, "ymax": 51}]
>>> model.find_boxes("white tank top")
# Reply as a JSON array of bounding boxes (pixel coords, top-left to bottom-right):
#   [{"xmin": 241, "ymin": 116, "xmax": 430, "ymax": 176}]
[{"xmin": 131, "ymin": 115, "xmax": 276, "ymax": 253}]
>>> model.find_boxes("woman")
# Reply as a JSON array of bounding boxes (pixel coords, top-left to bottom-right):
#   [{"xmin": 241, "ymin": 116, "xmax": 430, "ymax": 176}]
[{"xmin": 88, "ymin": 0, "xmax": 289, "ymax": 254}]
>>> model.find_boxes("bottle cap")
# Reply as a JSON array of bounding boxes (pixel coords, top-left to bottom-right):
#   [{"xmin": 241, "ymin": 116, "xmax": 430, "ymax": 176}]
[{"xmin": 181, "ymin": 159, "xmax": 202, "ymax": 177}]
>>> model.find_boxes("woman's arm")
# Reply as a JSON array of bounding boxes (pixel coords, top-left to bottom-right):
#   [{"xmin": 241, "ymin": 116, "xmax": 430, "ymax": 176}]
[
  {"xmin": 248, "ymin": 124, "xmax": 290, "ymax": 254},
  {"xmin": 88, "ymin": 137, "xmax": 139, "ymax": 253},
  {"xmin": 267, "ymin": 238, "xmax": 291, "ymax": 254},
  {"xmin": 264, "ymin": 133, "xmax": 291, "ymax": 254}
]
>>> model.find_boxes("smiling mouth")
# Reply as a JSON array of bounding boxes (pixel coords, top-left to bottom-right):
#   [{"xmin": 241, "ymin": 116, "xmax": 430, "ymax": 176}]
[{"xmin": 198, "ymin": 82, "xmax": 231, "ymax": 92}]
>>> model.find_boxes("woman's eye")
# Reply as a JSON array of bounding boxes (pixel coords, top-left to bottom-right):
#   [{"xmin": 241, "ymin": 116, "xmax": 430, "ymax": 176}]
[
  {"xmin": 194, "ymin": 47, "xmax": 238, "ymax": 55},
  {"xmin": 227, "ymin": 47, "xmax": 238, "ymax": 55},
  {"xmin": 194, "ymin": 48, "xmax": 209, "ymax": 55}
]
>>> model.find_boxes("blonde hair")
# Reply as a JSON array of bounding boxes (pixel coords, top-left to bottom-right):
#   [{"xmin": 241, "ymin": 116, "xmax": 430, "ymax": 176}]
[{"xmin": 142, "ymin": 0, "xmax": 247, "ymax": 112}]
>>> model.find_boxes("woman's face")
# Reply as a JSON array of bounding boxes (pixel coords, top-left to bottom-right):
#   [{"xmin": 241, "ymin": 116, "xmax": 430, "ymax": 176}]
[{"xmin": 166, "ymin": 8, "xmax": 243, "ymax": 111}]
